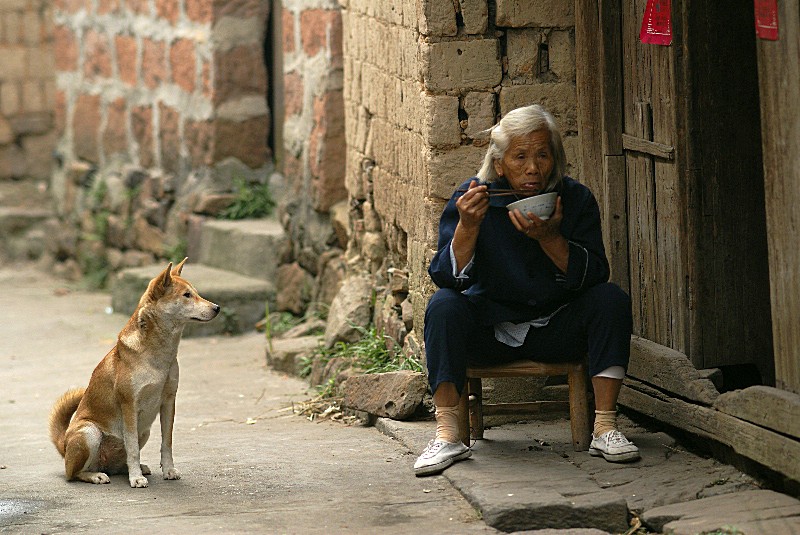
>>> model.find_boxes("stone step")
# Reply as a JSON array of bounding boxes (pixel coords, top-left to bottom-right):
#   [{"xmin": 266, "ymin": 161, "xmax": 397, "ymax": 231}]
[
  {"xmin": 189, "ymin": 218, "xmax": 286, "ymax": 282},
  {"xmin": 0, "ymin": 207, "xmax": 52, "ymax": 262},
  {"xmin": 110, "ymin": 263, "xmax": 274, "ymax": 337}
]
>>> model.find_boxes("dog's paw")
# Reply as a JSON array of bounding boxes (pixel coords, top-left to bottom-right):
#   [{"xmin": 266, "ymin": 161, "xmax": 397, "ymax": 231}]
[
  {"xmin": 163, "ymin": 467, "xmax": 181, "ymax": 480},
  {"xmin": 129, "ymin": 475, "xmax": 149, "ymax": 488},
  {"xmin": 89, "ymin": 472, "xmax": 110, "ymax": 484},
  {"xmin": 140, "ymin": 464, "xmax": 151, "ymax": 475}
]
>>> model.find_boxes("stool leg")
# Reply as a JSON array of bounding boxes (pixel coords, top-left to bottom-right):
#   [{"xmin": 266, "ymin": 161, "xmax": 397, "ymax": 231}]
[
  {"xmin": 468, "ymin": 378, "xmax": 484, "ymax": 441},
  {"xmin": 458, "ymin": 384, "xmax": 469, "ymax": 446},
  {"xmin": 568, "ymin": 365, "xmax": 591, "ymax": 451}
]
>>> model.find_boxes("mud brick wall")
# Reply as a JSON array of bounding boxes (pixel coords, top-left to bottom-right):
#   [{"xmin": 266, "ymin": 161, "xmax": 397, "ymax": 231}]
[
  {"xmin": 341, "ymin": 0, "xmax": 578, "ymax": 348},
  {"xmin": 52, "ymin": 0, "xmax": 271, "ymax": 175},
  {"xmin": 0, "ymin": 0, "xmax": 56, "ymax": 181}
]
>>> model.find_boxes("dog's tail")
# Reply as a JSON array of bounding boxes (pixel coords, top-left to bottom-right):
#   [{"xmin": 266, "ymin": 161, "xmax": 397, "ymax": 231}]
[{"xmin": 48, "ymin": 388, "xmax": 85, "ymax": 457}]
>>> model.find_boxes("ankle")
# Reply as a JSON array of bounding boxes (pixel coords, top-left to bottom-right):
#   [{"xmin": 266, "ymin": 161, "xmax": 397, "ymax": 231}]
[
  {"xmin": 593, "ymin": 410, "xmax": 617, "ymax": 437},
  {"xmin": 435, "ymin": 405, "xmax": 460, "ymax": 443}
]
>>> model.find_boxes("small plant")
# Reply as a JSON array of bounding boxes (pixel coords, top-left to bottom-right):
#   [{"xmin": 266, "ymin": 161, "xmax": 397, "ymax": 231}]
[
  {"xmin": 218, "ymin": 177, "xmax": 275, "ymax": 220},
  {"xmin": 163, "ymin": 239, "xmax": 187, "ymax": 265},
  {"xmin": 219, "ymin": 308, "xmax": 239, "ymax": 334},
  {"xmin": 309, "ymin": 324, "xmax": 422, "ymax": 376},
  {"xmin": 316, "ymin": 378, "xmax": 338, "ymax": 398}
]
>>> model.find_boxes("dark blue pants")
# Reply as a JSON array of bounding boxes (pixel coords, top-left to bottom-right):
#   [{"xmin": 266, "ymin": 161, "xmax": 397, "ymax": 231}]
[{"xmin": 423, "ymin": 283, "xmax": 632, "ymax": 395}]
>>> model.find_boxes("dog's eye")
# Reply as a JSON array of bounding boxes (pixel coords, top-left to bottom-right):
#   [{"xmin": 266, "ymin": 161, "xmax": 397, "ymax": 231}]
[{"xmin": 183, "ymin": 292, "xmax": 191, "ymax": 298}]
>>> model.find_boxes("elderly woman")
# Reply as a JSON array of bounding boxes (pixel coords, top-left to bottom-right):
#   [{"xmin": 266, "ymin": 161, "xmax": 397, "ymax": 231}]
[{"xmin": 414, "ymin": 104, "xmax": 639, "ymax": 477}]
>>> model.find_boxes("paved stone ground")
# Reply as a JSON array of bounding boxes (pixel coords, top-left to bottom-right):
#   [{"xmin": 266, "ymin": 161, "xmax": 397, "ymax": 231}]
[{"xmin": 0, "ymin": 266, "xmax": 491, "ymax": 534}]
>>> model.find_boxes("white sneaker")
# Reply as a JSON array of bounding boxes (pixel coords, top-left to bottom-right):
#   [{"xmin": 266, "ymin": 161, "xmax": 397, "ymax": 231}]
[
  {"xmin": 589, "ymin": 430, "xmax": 640, "ymax": 462},
  {"xmin": 413, "ymin": 439, "xmax": 471, "ymax": 476}
]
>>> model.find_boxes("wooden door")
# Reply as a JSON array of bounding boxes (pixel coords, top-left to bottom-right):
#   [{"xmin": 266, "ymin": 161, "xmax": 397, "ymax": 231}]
[{"xmin": 621, "ymin": 0, "xmax": 687, "ymax": 353}]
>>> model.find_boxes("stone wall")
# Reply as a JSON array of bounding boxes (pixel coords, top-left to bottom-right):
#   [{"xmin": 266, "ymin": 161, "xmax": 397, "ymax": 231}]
[
  {"xmin": 340, "ymin": 0, "xmax": 578, "ymax": 355},
  {"xmin": 0, "ymin": 0, "xmax": 56, "ymax": 181},
  {"xmin": 48, "ymin": 0, "xmax": 273, "ymax": 280},
  {"xmin": 274, "ymin": 0, "xmax": 348, "ymax": 314}
]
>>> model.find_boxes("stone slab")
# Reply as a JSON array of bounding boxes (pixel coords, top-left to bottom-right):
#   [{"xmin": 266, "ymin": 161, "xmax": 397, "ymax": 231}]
[
  {"xmin": 641, "ymin": 489, "xmax": 800, "ymax": 535},
  {"xmin": 193, "ymin": 218, "xmax": 286, "ymax": 282},
  {"xmin": 341, "ymin": 371, "xmax": 427, "ymax": 420},
  {"xmin": 110, "ymin": 263, "xmax": 274, "ymax": 336}
]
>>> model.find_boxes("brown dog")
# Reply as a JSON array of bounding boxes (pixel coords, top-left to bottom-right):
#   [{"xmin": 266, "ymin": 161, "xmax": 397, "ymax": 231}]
[{"xmin": 49, "ymin": 258, "xmax": 220, "ymax": 487}]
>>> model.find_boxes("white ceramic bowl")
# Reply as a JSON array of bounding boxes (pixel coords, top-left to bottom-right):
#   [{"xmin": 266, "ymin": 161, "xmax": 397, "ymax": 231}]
[{"xmin": 506, "ymin": 191, "xmax": 557, "ymax": 221}]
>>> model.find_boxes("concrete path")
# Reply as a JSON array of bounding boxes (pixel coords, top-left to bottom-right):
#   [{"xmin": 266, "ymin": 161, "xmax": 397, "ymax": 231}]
[{"xmin": 0, "ymin": 266, "xmax": 490, "ymax": 534}]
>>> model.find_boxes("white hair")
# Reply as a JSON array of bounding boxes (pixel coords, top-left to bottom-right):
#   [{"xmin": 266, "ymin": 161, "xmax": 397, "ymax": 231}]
[{"xmin": 476, "ymin": 104, "xmax": 567, "ymax": 191}]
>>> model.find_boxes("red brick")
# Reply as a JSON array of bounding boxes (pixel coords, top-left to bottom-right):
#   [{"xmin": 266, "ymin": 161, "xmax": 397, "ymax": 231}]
[
  {"xmin": 170, "ymin": 38, "xmax": 196, "ymax": 93},
  {"xmin": 155, "ymin": 0, "xmax": 179, "ymax": 23},
  {"xmin": 185, "ymin": 0, "xmax": 212, "ymax": 23},
  {"xmin": 115, "ymin": 35, "xmax": 137, "ymax": 86},
  {"xmin": 283, "ymin": 71, "xmax": 303, "ymax": 119},
  {"xmin": 282, "ymin": 10, "xmax": 295, "ymax": 54},
  {"xmin": 159, "ymin": 102, "xmax": 180, "ymax": 173},
  {"xmin": 97, "ymin": 0, "xmax": 120, "ymax": 15},
  {"xmin": 309, "ymin": 89, "xmax": 346, "ymax": 212},
  {"xmin": 103, "ymin": 97, "xmax": 127, "ymax": 156},
  {"xmin": 213, "ymin": 44, "xmax": 266, "ymax": 104},
  {"xmin": 185, "ymin": 119, "xmax": 213, "ymax": 166},
  {"xmin": 142, "ymin": 38, "xmax": 166, "ymax": 89},
  {"xmin": 73, "ymin": 93, "xmax": 101, "ymax": 162},
  {"xmin": 301, "ymin": 9, "xmax": 341, "ymax": 57},
  {"xmin": 214, "ymin": 116, "xmax": 269, "ymax": 168},
  {"xmin": 126, "ymin": 0, "xmax": 150, "ymax": 15},
  {"xmin": 54, "ymin": 26, "xmax": 78, "ymax": 71},
  {"xmin": 83, "ymin": 29, "xmax": 112, "ymax": 79},
  {"xmin": 132, "ymin": 105, "xmax": 154, "ymax": 168},
  {"xmin": 54, "ymin": 0, "xmax": 91, "ymax": 13}
]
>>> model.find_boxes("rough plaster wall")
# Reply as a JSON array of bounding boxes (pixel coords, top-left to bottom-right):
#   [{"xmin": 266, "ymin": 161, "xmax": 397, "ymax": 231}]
[{"xmin": 341, "ymin": 0, "xmax": 578, "ymax": 348}]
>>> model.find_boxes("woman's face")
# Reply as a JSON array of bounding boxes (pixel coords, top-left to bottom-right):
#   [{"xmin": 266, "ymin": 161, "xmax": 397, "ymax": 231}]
[{"xmin": 493, "ymin": 129, "xmax": 554, "ymax": 196}]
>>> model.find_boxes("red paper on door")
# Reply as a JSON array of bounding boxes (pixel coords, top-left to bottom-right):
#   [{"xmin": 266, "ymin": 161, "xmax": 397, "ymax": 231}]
[
  {"xmin": 639, "ymin": 0, "xmax": 672, "ymax": 46},
  {"xmin": 754, "ymin": 0, "xmax": 779, "ymax": 40}
]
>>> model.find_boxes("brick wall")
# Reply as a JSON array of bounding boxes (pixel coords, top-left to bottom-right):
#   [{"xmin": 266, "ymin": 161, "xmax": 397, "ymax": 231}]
[
  {"xmin": 341, "ymin": 0, "xmax": 577, "ymax": 348},
  {"xmin": 0, "ymin": 0, "xmax": 56, "ymax": 181},
  {"xmin": 53, "ymin": 0, "xmax": 271, "ymax": 174}
]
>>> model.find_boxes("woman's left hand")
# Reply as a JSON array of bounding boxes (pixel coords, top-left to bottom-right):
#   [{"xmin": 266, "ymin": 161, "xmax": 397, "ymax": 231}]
[{"xmin": 509, "ymin": 196, "xmax": 563, "ymax": 242}]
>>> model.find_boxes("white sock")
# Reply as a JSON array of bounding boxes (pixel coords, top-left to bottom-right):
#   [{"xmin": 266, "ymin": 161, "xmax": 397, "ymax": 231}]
[
  {"xmin": 435, "ymin": 405, "xmax": 460, "ymax": 443},
  {"xmin": 594, "ymin": 410, "xmax": 617, "ymax": 437}
]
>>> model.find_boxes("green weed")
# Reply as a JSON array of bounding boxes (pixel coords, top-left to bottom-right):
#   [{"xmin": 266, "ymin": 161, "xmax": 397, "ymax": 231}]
[{"xmin": 218, "ymin": 177, "xmax": 275, "ymax": 220}]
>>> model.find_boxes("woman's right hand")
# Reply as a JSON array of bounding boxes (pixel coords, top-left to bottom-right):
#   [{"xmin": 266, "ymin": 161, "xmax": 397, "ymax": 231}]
[{"xmin": 455, "ymin": 179, "xmax": 489, "ymax": 230}]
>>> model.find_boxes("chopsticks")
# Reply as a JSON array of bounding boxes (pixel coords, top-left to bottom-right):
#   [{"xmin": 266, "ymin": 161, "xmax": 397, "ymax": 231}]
[{"xmin": 456, "ymin": 188, "xmax": 532, "ymax": 197}]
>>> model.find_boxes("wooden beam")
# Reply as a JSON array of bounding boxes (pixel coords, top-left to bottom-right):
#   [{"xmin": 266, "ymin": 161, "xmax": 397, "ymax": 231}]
[
  {"xmin": 620, "ymin": 379, "xmax": 800, "ymax": 483},
  {"xmin": 714, "ymin": 386, "xmax": 800, "ymax": 439},
  {"xmin": 621, "ymin": 133, "xmax": 675, "ymax": 160}
]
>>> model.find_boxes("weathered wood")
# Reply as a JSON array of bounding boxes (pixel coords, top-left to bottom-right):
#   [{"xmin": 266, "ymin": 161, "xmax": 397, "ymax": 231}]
[
  {"xmin": 620, "ymin": 134, "xmax": 674, "ymax": 160},
  {"xmin": 575, "ymin": 0, "xmax": 603, "ymax": 196},
  {"xmin": 620, "ymin": 379, "xmax": 800, "ymax": 483},
  {"xmin": 714, "ymin": 386, "xmax": 800, "ymax": 440},
  {"xmin": 603, "ymin": 155, "xmax": 629, "ymax": 293},
  {"xmin": 627, "ymin": 336, "xmax": 719, "ymax": 406},
  {"xmin": 481, "ymin": 401, "xmax": 570, "ymax": 416},
  {"xmin": 757, "ymin": 0, "xmax": 800, "ymax": 394},
  {"xmin": 467, "ymin": 360, "xmax": 581, "ymax": 378}
]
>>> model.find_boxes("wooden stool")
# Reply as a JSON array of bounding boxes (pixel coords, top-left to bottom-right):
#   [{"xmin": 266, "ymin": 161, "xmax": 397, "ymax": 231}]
[{"xmin": 458, "ymin": 360, "xmax": 591, "ymax": 451}]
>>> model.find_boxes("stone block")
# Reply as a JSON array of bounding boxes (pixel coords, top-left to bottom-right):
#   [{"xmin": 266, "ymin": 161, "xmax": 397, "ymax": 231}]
[
  {"xmin": 103, "ymin": 98, "xmax": 128, "ymax": 156},
  {"xmin": 499, "ymin": 83, "xmax": 578, "ymax": 132},
  {"xmin": 0, "ymin": 82, "xmax": 20, "ymax": 116},
  {"xmin": 421, "ymin": 39, "xmax": 502, "ymax": 92},
  {"xmin": 265, "ymin": 335, "xmax": 321, "ymax": 376},
  {"xmin": 275, "ymin": 262, "xmax": 313, "ymax": 315},
  {"xmin": 341, "ymin": 371, "xmax": 427, "ymax": 420},
  {"xmin": 159, "ymin": 102, "xmax": 180, "ymax": 173},
  {"xmin": 495, "ymin": 0, "xmax": 574, "ymax": 28},
  {"xmin": 133, "ymin": 215, "xmax": 166, "ymax": 255},
  {"xmin": 0, "ymin": 116, "xmax": 13, "ymax": 144},
  {"xmin": 418, "ymin": 0, "xmax": 457, "ymax": 37},
  {"xmin": 184, "ymin": 0, "xmax": 211, "ymax": 22},
  {"xmin": 324, "ymin": 274, "xmax": 373, "ymax": 347},
  {"xmin": 0, "ymin": 144, "xmax": 26, "ymax": 178},
  {"xmin": 1, "ymin": 46, "xmax": 26, "ymax": 80},
  {"xmin": 22, "ymin": 132, "xmax": 55, "ymax": 180},
  {"xmin": 154, "ymin": 0, "xmax": 179, "ymax": 22},
  {"xmin": 214, "ymin": 116, "xmax": 270, "ymax": 168},
  {"xmin": 426, "ymin": 145, "xmax": 486, "ymax": 200},
  {"xmin": 463, "ymin": 91, "xmax": 495, "ymax": 138},
  {"xmin": 131, "ymin": 105, "xmax": 154, "ymax": 168},
  {"xmin": 300, "ymin": 9, "xmax": 341, "ymax": 57},
  {"xmin": 214, "ymin": 43, "xmax": 267, "ymax": 105},
  {"xmin": 423, "ymin": 94, "xmax": 460, "ymax": 147},
  {"xmin": 459, "ymin": 0, "xmax": 488, "ymax": 34},
  {"xmin": 548, "ymin": 29, "xmax": 575, "ymax": 82}
]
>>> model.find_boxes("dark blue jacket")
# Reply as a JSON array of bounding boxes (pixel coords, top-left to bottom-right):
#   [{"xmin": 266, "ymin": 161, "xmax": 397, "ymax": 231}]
[{"xmin": 428, "ymin": 176, "xmax": 610, "ymax": 325}]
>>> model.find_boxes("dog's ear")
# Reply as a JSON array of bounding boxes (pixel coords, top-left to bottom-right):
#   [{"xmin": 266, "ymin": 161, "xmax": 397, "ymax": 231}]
[
  {"xmin": 150, "ymin": 262, "xmax": 174, "ymax": 298},
  {"xmin": 172, "ymin": 257, "xmax": 188, "ymax": 277}
]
